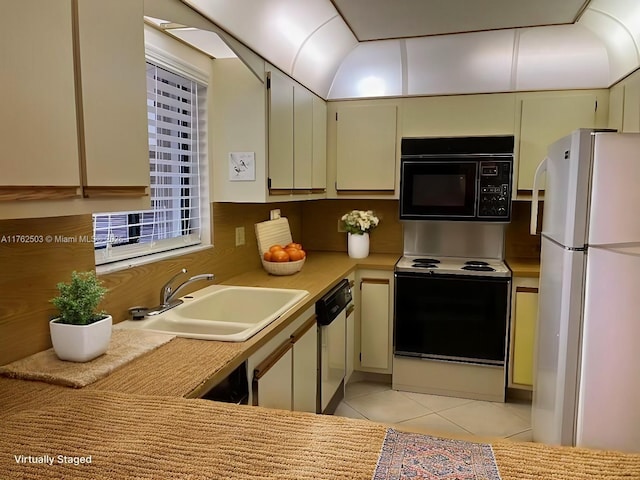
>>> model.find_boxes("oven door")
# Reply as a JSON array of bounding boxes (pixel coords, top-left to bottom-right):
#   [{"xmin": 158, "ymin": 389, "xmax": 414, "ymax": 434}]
[
  {"xmin": 399, "ymin": 158, "xmax": 478, "ymax": 220},
  {"xmin": 394, "ymin": 272, "xmax": 510, "ymax": 365}
]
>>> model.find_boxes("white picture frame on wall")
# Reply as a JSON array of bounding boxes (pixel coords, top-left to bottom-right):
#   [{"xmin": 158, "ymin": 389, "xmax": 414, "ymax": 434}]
[{"xmin": 229, "ymin": 152, "xmax": 255, "ymax": 181}]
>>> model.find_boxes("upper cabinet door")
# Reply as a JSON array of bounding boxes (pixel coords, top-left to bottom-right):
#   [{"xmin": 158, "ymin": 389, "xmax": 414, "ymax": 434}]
[
  {"xmin": 336, "ymin": 104, "xmax": 397, "ymax": 192},
  {"xmin": 293, "ymin": 86, "xmax": 313, "ymax": 189},
  {"xmin": 1, "ymin": 0, "xmax": 80, "ymax": 188},
  {"xmin": 403, "ymin": 94, "xmax": 516, "ymax": 137},
  {"xmin": 312, "ymin": 95, "xmax": 327, "ymax": 190},
  {"xmin": 517, "ymin": 93, "xmax": 600, "ymax": 191},
  {"xmin": 621, "ymin": 75, "xmax": 640, "ymax": 133},
  {"xmin": 268, "ymin": 69, "xmax": 294, "ymax": 190},
  {"xmin": 76, "ymin": 0, "xmax": 149, "ymax": 191},
  {"xmin": 608, "ymin": 84, "xmax": 625, "ymax": 133}
]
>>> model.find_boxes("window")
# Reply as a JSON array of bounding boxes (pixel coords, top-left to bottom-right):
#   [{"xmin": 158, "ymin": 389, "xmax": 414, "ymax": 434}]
[{"xmin": 94, "ymin": 61, "xmax": 208, "ymax": 265}]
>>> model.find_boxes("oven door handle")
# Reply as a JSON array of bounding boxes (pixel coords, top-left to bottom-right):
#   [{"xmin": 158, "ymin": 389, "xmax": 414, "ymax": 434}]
[{"xmin": 530, "ymin": 156, "xmax": 548, "ymax": 235}]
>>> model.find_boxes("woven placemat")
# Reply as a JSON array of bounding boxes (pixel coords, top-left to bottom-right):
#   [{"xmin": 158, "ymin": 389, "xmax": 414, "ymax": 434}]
[{"xmin": 0, "ymin": 329, "xmax": 175, "ymax": 388}]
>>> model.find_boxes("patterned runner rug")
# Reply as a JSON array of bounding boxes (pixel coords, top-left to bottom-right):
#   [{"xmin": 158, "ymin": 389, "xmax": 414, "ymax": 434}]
[{"xmin": 373, "ymin": 428, "xmax": 502, "ymax": 480}]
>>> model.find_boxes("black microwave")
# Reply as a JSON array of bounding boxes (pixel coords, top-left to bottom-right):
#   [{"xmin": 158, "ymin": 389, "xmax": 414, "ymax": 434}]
[{"xmin": 399, "ymin": 136, "xmax": 514, "ymax": 222}]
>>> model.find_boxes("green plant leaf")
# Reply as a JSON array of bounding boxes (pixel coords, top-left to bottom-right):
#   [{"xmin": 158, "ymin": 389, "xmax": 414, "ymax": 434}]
[{"xmin": 50, "ymin": 271, "xmax": 108, "ymax": 325}]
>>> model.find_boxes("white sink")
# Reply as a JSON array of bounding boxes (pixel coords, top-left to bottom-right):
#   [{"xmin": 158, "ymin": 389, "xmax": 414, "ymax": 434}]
[{"xmin": 119, "ymin": 285, "xmax": 309, "ymax": 342}]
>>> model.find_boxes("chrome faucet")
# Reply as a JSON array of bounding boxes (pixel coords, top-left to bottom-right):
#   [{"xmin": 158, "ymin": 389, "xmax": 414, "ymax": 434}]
[
  {"xmin": 160, "ymin": 268, "xmax": 187, "ymax": 306},
  {"xmin": 147, "ymin": 269, "xmax": 215, "ymax": 315}
]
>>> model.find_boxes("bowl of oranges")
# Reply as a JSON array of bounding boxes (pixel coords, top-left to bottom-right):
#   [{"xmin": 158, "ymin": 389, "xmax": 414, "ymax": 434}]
[
  {"xmin": 262, "ymin": 242, "xmax": 306, "ymax": 275},
  {"xmin": 255, "ymin": 217, "xmax": 306, "ymax": 276}
]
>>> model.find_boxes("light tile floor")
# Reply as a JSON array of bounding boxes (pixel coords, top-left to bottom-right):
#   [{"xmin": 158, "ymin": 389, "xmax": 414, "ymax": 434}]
[{"xmin": 334, "ymin": 381, "xmax": 533, "ymax": 442}]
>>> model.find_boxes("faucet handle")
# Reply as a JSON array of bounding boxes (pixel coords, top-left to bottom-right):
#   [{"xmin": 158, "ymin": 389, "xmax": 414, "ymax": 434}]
[
  {"xmin": 161, "ymin": 268, "xmax": 187, "ymax": 304},
  {"xmin": 164, "ymin": 268, "xmax": 187, "ymax": 287}
]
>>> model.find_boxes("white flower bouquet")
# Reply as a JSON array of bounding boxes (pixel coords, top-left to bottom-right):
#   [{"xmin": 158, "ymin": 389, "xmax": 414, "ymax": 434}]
[{"xmin": 341, "ymin": 210, "xmax": 380, "ymax": 235}]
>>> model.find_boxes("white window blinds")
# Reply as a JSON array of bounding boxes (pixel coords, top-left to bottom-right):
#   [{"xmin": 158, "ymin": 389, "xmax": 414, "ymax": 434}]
[{"xmin": 93, "ymin": 62, "xmax": 206, "ymax": 265}]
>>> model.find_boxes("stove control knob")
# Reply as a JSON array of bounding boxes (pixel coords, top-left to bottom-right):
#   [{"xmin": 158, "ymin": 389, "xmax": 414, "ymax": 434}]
[{"xmin": 497, "ymin": 207, "xmax": 506, "ymax": 215}]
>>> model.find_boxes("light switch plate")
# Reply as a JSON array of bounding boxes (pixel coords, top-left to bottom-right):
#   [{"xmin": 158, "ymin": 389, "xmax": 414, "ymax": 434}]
[{"xmin": 235, "ymin": 226, "xmax": 245, "ymax": 246}]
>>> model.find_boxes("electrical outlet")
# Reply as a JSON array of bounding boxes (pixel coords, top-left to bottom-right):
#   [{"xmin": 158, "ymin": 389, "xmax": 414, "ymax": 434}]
[{"xmin": 235, "ymin": 226, "xmax": 245, "ymax": 246}]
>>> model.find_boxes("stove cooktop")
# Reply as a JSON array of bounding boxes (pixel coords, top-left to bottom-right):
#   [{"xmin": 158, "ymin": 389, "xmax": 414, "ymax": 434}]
[{"xmin": 395, "ymin": 255, "xmax": 511, "ymax": 278}]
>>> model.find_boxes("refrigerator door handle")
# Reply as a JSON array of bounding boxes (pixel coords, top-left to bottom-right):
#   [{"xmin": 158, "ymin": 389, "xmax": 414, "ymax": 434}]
[
  {"xmin": 590, "ymin": 243, "xmax": 640, "ymax": 256},
  {"xmin": 530, "ymin": 157, "xmax": 548, "ymax": 235}
]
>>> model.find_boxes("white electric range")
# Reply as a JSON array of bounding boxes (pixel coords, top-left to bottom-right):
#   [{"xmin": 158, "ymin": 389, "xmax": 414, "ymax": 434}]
[
  {"xmin": 395, "ymin": 255, "xmax": 511, "ymax": 277},
  {"xmin": 392, "ymin": 222, "xmax": 512, "ymax": 402}
]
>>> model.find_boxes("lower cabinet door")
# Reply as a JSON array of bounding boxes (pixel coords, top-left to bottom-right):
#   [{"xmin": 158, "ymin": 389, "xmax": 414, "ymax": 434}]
[
  {"xmin": 512, "ymin": 288, "xmax": 538, "ymax": 386},
  {"xmin": 292, "ymin": 318, "xmax": 318, "ymax": 413},
  {"xmin": 360, "ymin": 277, "xmax": 391, "ymax": 370},
  {"xmin": 253, "ymin": 342, "xmax": 292, "ymax": 410}
]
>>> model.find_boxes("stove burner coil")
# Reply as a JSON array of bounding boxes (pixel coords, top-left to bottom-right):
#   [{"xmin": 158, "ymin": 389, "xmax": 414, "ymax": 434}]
[
  {"xmin": 412, "ymin": 263, "xmax": 438, "ymax": 269},
  {"xmin": 461, "ymin": 265, "xmax": 495, "ymax": 272},
  {"xmin": 413, "ymin": 258, "xmax": 441, "ymax": 264},
  {"xmin": 464, "ymin": 260, "xmax": 490, "ymax": 266}
]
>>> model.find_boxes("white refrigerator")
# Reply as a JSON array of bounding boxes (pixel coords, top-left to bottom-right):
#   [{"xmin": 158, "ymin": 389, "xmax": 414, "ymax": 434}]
[{"xmin": 530, "ymin": 129, "xmax": 640, "ymax": 453}]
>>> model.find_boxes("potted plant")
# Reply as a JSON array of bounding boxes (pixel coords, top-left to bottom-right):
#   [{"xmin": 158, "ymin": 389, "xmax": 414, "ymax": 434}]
[
  {"xmin": 341, "ymin": 210, "xmax": 380, "ymax": 259},
  {"xmin": 49, "ymin": 271, "xmax": 111, "ymax": 362}
]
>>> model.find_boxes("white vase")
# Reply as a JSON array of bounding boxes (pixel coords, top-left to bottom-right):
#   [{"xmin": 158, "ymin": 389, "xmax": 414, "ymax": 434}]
[
  {"xmin": 348, "ymin": 232, "xmax": 370, "ymax": 258},
  {"xmin": 49, "ymin": 315, "xmax": 112, "ymax": 362}
]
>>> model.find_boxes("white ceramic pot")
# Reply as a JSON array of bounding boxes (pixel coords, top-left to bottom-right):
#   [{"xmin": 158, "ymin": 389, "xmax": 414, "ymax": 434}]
[
  {"xmin": 49, "ymin": 315, "xmax": 112, "ymax": 362},
  {"xmin": 348, "ymin": 232, "xmax": 370, "ymax": 259}
]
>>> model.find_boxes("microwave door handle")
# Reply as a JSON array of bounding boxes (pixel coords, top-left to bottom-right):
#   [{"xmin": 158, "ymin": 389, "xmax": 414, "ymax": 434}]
[{"xmin": 530, "ymin": 157, "xmax": 548, "ymax": 235}]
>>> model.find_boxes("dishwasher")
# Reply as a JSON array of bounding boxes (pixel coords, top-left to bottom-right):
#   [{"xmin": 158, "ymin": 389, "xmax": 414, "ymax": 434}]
[{"xmin": 316, "ymin": 279, "xmax": 352, "ymax": 414}]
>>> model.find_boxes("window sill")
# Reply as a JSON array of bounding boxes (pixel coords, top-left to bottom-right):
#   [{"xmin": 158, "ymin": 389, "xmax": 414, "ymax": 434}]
[{"xmin": 96, "ymin": 244, "xmax": 214, "ymax": 275}]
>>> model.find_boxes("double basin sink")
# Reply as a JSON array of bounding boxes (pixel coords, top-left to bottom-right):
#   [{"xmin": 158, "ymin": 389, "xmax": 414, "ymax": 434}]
[{"xmin": 120, "ymin": 285, "xmax": 309, "ymax": 342}]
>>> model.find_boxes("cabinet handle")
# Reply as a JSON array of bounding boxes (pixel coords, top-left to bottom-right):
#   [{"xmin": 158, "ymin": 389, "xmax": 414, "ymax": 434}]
[
  {"xmin": 252, "ymin": 339, "xmax": 293, "ymax": 407},
  {"xmin": 336, "ymin": 189, "xmax": 395, "ymax": 196},
  {"xmin": 291, "ymin": 315, "xmax": 317, "ymax": 343},
  {"xmin": 0, "ymin": 186, "xmax": 80, "ymax": 201},
  {"xmin": 253, "ymin": 340, "xmax": 292, "ymax": 381},
  {"xmin": 82, "ymin": 186, "xmax": 148, "ymax": 198},
  {"xmin": 360, "ymin": 278, "xmax": 390, "ymax": 289},
  {"xmin": 516, "ymin": 286, "xmax": 538, "ymax": 293},
  {"xmin": 346, "ymin": 305, "xmax": 355, "ymax": 317}
]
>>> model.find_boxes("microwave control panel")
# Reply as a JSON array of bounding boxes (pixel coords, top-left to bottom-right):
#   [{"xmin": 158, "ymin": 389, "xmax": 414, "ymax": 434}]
[{"xmin": 478, "ymin": 160, "xmax": 512, "ymax": 218}]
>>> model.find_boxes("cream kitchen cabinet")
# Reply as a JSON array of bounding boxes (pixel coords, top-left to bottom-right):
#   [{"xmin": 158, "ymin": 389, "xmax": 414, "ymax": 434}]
[
  {"xmin": 311, "ymin": 95, "xmax": 328, "ymax": 190},
  {"xmin": 253, "ymin": 340, "xmax": 293, "ymax": 410},
  {"xmin": 608, "ymin": 83, "xmax": 625, "ymax": 133},
  {"xmin": 267, "ymin": 67, "xmax": 326, "ymax": 194},
  {"xmin": 247, "ymin": 305, "xmax": 317, "ymax": 411},
  {"xmin": 508, "ymin": 277, "xmax": 539, "ymax": 389},
  {"xmin": 402, "ymin": 93, "xmax": 516, "ymax": 137},
  {"xmin": 267, "ymin": 68, "xmax": 295, "ymax": 190},
  {"xmin": 355, "ymin": 269, "xmax": 394, "ymax": 374},
  {"xmin": 291, "ymin": 317, "xmax": 318, "ymax": 413},
  {"xmin": 515, "ymin": 90, "xmax": 609, "ymax": 192},
  {"xmin": 0, "ymin": 0, "xmax": 149, "ymax": 219},
  {"xmin": 608, "ymin": 70, "xmax": 640, "ymax": 133},
  {"xmin": 334, "ymin": 103, "xmax": 398, "ymax": 195},
  {"xmin": 212, "ymin": 58, "xmax": 326, "ymax": 202},
  {"xmin": 621, "ymin": 73, "xmax": 640, "ymax": 133}
]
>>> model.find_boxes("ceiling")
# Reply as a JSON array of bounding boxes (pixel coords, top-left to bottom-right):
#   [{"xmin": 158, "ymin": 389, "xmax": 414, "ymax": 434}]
[
  {"xmin": 150, "ymin": 0, "xmax": 640, "ymax": 100},
  {"xmin": 332, "ymin": 0, "xmax": 590, "ymax": 41}
]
